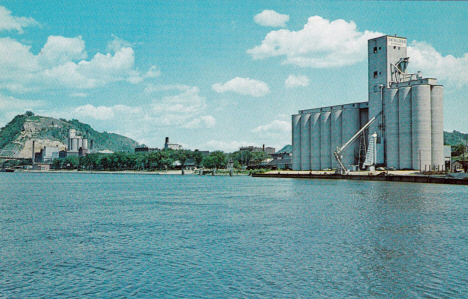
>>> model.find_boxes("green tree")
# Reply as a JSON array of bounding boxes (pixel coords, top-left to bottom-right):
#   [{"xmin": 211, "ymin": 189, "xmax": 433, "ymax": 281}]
[
  {"xmin": 251, "ymin": 151, "xmax": 269, "ymax": 165},
  {"xmin": 230, "ymin": 150, "xmax": 249, "ymax": 167},
  {"xmin": 192, "ymin": 151, "xmax": 204, "ymax": 167},
  {"xmin": 64, "ymin": 155, "xmax": 79, "ymax": 169},
  {"xmin": 160, "ymin": 157, "xmax": 174, "ymax": 169},
  {"xmin": 173, "ymin": 149, "xmax": 192, "ymax": 174},
  {"xmin": 99, "ymin": 155, "xmax": 111, "ymax": 170},
  {"xmin": 174, "ymin": 149, "xmax": 191, "ymax": 166},
  {"xmin": 453, "ymin": 143, "xmax": 466, "ymax": 157},
  {"xmin": 202, "ymin": 151, "xmax": 227, "ymax": 171},
  {"xmin": 51, "ymin": 158, "xmax": 62, "ymax": 170}
]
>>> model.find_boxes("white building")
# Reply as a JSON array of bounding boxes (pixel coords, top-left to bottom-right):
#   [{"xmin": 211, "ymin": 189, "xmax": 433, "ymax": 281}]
[
  {"xmin": 67, "ymin": 129, "xmax": 93, "ymax": 156},
  {"xmin": 292, "ymin": 35, "xmax": 444, "ymax": 171},
  {"xmin": 164, "ymin": 137, "xmax": 182, "ymax": 150}
]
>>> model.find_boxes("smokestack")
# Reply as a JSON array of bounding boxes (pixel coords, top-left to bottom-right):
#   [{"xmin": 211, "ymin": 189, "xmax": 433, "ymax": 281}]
[
  {"xmin": 263, "ymin": 144, "xmax": 265, "ymax": 152},
  {"xmin": 165, "ymin": 137, "xmax": 169, "ymax": 144},
  {"xmin": 32, "ymin": 141, "xmax": 35, "ymax": 164}
]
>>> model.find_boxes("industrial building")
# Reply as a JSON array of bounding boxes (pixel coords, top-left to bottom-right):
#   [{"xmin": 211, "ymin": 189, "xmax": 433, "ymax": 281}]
[
  {"xmin": 67, "ymin": 129, "xmax": 93, "ymax": 156},
  {"xmin": 164, "ymin": 137, "xmax": 182, "ymax": 150},
  {"xmin": 34, "ymin": 146, "xmax": 60, "ymax": 163},
  {"xmin": 239, "ymin": 145, "xmax": 276, "ymax": 155},
  {"xmin": 292, "ymin": 35, "xmax": 444, "ymax": 171}
]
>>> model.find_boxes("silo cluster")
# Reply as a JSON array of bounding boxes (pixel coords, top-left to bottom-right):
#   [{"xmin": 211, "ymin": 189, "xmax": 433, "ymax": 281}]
[
  {"xmin": 292, "ymin": 103, "xmax": 368, "ymax": 170},
  {"xmin": 67, "ymin": 129, "xmax": 93, "ymax": 155},
  {"xmin": 384, "ymin": 83, "xmax": 444, "ymax": 170},
  {"xmin": 292, "ymin": 35, "xmax": 444, "ymax": 171},
  {"xmin": 68, "ymin": 137, "xmax": 90, "ymax": 151}
]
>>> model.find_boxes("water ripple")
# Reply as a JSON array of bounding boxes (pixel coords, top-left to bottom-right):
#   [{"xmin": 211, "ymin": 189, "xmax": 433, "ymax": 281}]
[{"xmin": 1, "ymin": 173, "xmax": 468, "ymax": 298}]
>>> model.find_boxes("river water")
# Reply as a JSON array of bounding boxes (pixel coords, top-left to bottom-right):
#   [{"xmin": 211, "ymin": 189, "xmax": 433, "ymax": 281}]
[{"xmin": 1, "ymin": 173, "xmax": 467, "ymax": 298}]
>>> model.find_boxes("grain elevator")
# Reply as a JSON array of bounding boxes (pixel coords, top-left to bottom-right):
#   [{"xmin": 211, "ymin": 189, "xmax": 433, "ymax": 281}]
[{"xmin": 292, "ymin": 35, "xmax": 444, "ymax": 171}]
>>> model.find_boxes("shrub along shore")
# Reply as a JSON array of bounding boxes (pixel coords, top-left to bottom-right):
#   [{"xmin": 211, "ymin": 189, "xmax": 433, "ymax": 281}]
[{"xmin": 46, "ymin": 149, "xmax": 271, "ymax": 174}]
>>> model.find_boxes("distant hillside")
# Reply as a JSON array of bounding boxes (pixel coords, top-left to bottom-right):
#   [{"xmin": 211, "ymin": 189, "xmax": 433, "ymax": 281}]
[
  {"xmin": 0, "ymin": 112, "xmax": 139, "ymax": 158},
  {"xmin": 444, "ymin": 131, "xmax": 468, "ymax": 147}
]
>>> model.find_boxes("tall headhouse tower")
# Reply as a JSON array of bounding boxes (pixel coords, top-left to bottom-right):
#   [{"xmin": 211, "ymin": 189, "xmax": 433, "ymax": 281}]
[{"xmin": 292, "ymin": 35, "xmax": 444, "ymax": 171}]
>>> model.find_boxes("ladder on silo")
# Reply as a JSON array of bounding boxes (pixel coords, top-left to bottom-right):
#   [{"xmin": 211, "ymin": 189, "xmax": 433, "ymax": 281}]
[
  {"xmin": 363, "ymin": 133, "xmax": 378, "ymax": 167},
  {"xmin": 333, "ymin": 112, "xmax": 382, "ymax": 174},
  {"xmin": 358, "ymin": 134, "xmax": 367, "ymax": 170}
]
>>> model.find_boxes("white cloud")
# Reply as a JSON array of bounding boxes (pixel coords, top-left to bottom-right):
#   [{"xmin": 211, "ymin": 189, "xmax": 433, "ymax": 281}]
[
  {"xmin": 408, "ymin": 41, "xmax": 468, "ymax": 87},
  {"xmin": 212, "ymin": 77, "xmax": 270, "ymax": 97},
  {"xmin": 39, "ymin": 36, "xmax": 87, "ymax": 67},
  {"xmin": 127, "ymin": 70, "xmax": 144, "ymax": 84},
  {"xmin": 75, "ymin": 104, "xmax": 116, "ymax": 120},
  {"xmin": 247, "ymin": 15, "xmax": 382, "ymax": 68},
  {"xmin": 251, "ymin": 119, "xmax": 292, "ymax": 150},
  {"xmin": 0, "ymin": 35, "xmax": 156, "ymax": 92},
  {"xmin": 0, "ymin": 94, "xmax": 45, "ymax": 126},
  {"xmin": 144, "ymin": 65, "xmax": 161, "ymax": 79},
  {"xmin": 0, "ymin": 37, "xmax": 39, "ymax": 76},
  {"xmin": 0, "ymin": 94, "xmax": 44, "ymax": 110},
  {"xmin": 107, "ymin": 34, "xmax": 134, "ymax": 53},
  {"xmin": 204, "ymin": 140, "xmax": 250, "ymax": 152},
  {"xmin": 183, "ymin": 115, "xmax": 216, "ymax": 129},
  {"xmin": 252, "ymin": 120, "xmax": 291, "ymax": 133},
  {"xmin": 69, "ymin": 93, "xmax": 87, "ymax": 97},
  {"xmin": 0, "ymin": 6, "xmax": 38, "ymax": 33},
  {"xmin": 254, "ymin": 10, "xmax": 289, "ymax": 28},
  {"xmin": 144, "ymin": 84, "xmax": 190, "ymax": 94},
  {"xmin": 285, "ymin": 74, "xmax": 309, "ymax": 88},
  {"xmin": 45, "ymin": 85, "xmax": 216, "ymax": 146},
  {"xmin": 151, "ymin": 86, "xmax": 206, "ymax": 116},
  {"xmin": 69, "ymin": 88, "xmax": 209, "ymax": 125}
]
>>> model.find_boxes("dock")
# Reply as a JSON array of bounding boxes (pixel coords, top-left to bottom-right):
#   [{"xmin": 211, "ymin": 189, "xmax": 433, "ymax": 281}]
[{"xmin": 252, "ymin": 171, "xmax": 468, "ymax": 185}]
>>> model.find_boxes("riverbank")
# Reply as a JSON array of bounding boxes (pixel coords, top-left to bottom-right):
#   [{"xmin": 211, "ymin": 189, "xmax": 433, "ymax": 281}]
[
  {"xmin": 252, "ymin": 170, "xmax": 468, "ymax": 185},
  {"xmin": 11, "ymin": 169, "xmax": 249, "ymax": 176}
]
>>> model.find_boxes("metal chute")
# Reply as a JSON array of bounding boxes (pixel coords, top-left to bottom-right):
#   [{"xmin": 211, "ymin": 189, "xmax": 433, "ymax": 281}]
[{"xmin": 333, "ymin": 112, "xmax": 381, "ymax": 174}]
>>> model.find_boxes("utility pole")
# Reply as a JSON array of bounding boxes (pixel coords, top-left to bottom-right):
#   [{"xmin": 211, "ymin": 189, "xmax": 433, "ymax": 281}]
[{"xmin": 419, "ymin": 150, "xmax": 422, "ymax": 174}]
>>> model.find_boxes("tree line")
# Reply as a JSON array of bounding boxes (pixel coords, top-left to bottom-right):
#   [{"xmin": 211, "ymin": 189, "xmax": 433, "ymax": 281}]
[{"xmin": 51, "ymin": 149, "xmax": 270, "ymax": 171}]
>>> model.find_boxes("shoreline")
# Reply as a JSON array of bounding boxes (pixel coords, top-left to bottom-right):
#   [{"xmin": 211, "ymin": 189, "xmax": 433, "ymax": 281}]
[
  {"xmin": 252, "ymin": 170, "xmax": 468, "ymax": 185},
  {"xmin": 9, "ymin": 169, "xmax": 249, "ymax": 176}
]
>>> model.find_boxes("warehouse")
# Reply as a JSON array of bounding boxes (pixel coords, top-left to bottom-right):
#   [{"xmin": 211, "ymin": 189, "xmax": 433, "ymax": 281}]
[{"xmin": 292, "ymin": 35, "xmax": 444, "ymax": 171}]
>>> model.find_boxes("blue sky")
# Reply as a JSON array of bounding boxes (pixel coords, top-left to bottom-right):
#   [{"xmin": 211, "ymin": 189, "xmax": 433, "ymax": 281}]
[{"xmin": 1, "ymin": 1, "xmax": 467, "ymax": 151}]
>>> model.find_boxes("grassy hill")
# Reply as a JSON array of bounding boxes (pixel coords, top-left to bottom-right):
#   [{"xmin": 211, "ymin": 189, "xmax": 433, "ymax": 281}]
[
  {"xmin": 444, "ymin": 131, "xmax": 468, "ymax": 147},
  {"xmin": 0, "ymin": 112, "xmax": 139, "ymax": 158}
]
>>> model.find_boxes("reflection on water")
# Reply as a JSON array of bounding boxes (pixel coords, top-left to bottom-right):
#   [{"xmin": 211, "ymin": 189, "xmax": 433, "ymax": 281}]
[{"xmin": 1, "ymin": 173, "xmax": 467, "ymax": 298}]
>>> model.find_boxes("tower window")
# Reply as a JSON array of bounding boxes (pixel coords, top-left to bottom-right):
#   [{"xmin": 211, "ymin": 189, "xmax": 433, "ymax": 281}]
[
  {"xmin": 379, "ymin": 47, "xmax": 381, "ymax": 50},
  {"xmin": 373, "ymin": 47, "xmax": 377, "ymax": 53},
  {"xmin": 374, "ymin": 71, "xmax": 378, "ymax": 78}
]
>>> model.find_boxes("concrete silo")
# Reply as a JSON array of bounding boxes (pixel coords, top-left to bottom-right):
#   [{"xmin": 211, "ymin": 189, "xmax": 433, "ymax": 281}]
[
  {"xmin": 398, "ymin": 86, "xmax": 412, "ymax": 169},
  {"xmin": 385, "ymin": 88, "xmax": 399, "ymax": 169},
  {"xmin": 411, "ymin": 84, "xmax": 432, "ymax": 170},
  {"xmin": 292, "ymin": 114, "xmax": 302, "ymax": 170},
  {"xmin": 291, "ymin": 35, "xmax": 444, "ymax": 172},
  {"xmin": 342, "ymin": 104, "xmax": 360, "ymax": 168},
  {"xmin": 300, "ymin": 114, "xmax": 311, "ymax": 170},
  {"xmin": 320, "ymin": 109, "xmax": 332, "ymax": 169},
  {"xmin": 331, "ymin": 107, "xmax": 342, "ymax": 169},
  {"xmin": 71, "ymin": 138, "xmax": 78, "ymax": 152},
  {"xmin": 431, "ymin": 85, "xmax": 444, "ymax": 170},
  {"xmin": 311, "ymin": 111, "xmax": 322, "ymax": 170}
]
